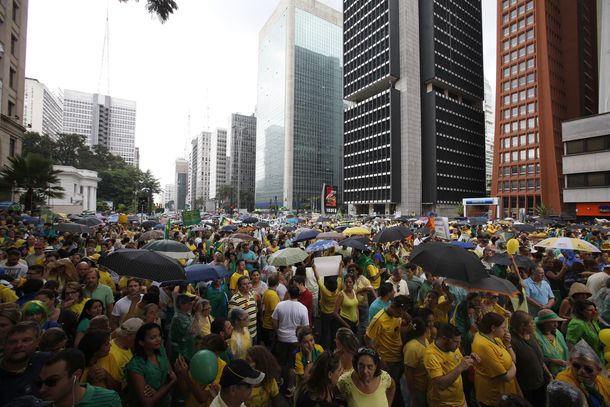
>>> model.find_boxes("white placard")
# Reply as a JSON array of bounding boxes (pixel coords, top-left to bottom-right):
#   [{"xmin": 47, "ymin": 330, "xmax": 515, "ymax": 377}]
[
  {"xmin": 313, "ymin": 255, "xmax": 342, "ymax": 278},
  {"xmin": 433, "ymin": 217, "xmax": 451, "ymax": 240}
]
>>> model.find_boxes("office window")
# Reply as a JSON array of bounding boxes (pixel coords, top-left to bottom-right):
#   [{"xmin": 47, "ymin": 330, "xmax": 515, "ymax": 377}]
[
  {"xmin": 12, "ymin": 1, "xmax": 19, "ymax": 23},
  {"xmin": 9, "ymin": 138, "xmax": 15, "ymax": 157},
  {"xmin": 9, "ymin": 68, "xmax": 16, "ymax": 89}
]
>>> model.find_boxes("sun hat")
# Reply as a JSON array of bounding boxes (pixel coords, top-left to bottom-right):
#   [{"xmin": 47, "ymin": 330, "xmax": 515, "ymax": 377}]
[
  {"xmin": 567, "ymin": 282, "xmax": 591, "ymax": 298},
  {"xmin": 535, "ymin": 309, "xmax": 566, "ymax": 324},
  {"xmin": 219, "ymin": 359, "xmax": 265, "ymax": 387}
]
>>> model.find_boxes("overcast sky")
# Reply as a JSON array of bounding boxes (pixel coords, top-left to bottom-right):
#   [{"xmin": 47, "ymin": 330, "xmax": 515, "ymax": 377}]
[{"xmin": 26, "ymin": 0, "xmax": 496, "ymax": 187}]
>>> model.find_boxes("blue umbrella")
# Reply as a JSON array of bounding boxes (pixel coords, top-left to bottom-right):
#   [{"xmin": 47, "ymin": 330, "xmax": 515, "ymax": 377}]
[
  {"xmin": 185, "ymin": 264, "xmax": 230, "ymax": 283},
  {"xmin": 286, "ymin": 217, "xmax": 299, "ymax": 224},
  {"xmin": 21, "ymin": 216, "xmax": 41, "ymax": 225},
  {"xmin": 305, "ymin": 239, "xmax": 338, "ymax": 253},
  {"xmin": 293, "ymin": 228, "xmax": 320, "ymax": 243},
  {"xmin": 154, "ymin": 224, "xmax": 164, "ymax": 230},
  {"xmin": 448, "ymin": 241, "xmax": 476, "ymax": 250}
]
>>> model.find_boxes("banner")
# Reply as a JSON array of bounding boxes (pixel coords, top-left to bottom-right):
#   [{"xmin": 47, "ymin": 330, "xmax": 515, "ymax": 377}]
[
  {"xmin": 182, "ymin": 210, "xmax": 201, "ymax": 226},
  {"xmin": 433, "ymin": 217, "xmax": 450, "ymax": 240},
  {"xmin": 313, "ymin": 255, "xmax": 342, "ymax": 278},
  {"xmin": 322, "ymin": 184, "xmax": 338, "ymax": 214}
]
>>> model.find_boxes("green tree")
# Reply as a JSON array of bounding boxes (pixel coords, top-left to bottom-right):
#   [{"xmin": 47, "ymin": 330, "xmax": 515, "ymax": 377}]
[
  {"xmin": 0, "ymin": 154, "xmax": 64, "ymax": 211},
  {"xmin": 119, "ymin": 0, "xmax": 178, "ymax": 22},
  {"xmin": 22, "ymin": 132, "xmax": 56, "ymax": 158},
  {"xmin": 535, "ymin": 203, "xmax": 553, "ymax": 218}
]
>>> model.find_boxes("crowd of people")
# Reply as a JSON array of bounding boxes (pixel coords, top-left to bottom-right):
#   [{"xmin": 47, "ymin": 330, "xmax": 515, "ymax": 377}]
[{"xmin": 0, "ymin": 208, "xmax": 609, "ymax": 407}]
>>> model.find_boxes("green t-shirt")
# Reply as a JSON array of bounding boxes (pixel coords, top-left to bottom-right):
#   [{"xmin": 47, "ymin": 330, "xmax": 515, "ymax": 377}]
[
  {"xmin": 125, "ymin": 347, "xmax": 172, "ymax": 407},
  {"xmin": 77, "ymin": 384, "xmax": 121, "ymax": 407}
]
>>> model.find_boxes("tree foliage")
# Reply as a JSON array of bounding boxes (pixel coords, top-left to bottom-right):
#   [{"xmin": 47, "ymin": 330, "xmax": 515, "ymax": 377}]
[
  {"xmin": 0, "ymin": 153, "xmax": 64, "ymax": 211},
  {"xmin": 119, "ymin": 0, "xmax": 178, "ymax": 23}
]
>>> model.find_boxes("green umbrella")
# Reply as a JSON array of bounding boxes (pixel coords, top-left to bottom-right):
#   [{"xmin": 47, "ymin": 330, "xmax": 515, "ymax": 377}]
[{"xmin": 268, "ymin": 248, "xmax": 308, "ymax": 266}]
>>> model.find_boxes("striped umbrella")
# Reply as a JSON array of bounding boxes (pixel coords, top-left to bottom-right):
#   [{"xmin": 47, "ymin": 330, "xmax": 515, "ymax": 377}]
[
  {"xmin": 99, "ymin": 249, "xmax": 186, "ymax": 282},
  {"xmin": 534, "ymin": 237, "xmax": 600, "ymax": 253}
]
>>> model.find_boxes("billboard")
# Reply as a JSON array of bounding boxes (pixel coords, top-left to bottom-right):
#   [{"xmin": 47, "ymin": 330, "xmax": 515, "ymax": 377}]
[{"xmin": 322, "ymin": 184, "xmax": 338, "ymax": 214}]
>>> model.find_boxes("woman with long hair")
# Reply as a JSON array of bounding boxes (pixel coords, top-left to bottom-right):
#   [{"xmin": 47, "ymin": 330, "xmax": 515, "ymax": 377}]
[
  {"xmin": 296, "ymin": 351, "xmax": 345, "ymax": 407},
  {"xmin": 228, "ymin": 307, "xmax": 252, "ymax": 359},
  {"xmin": 192, "ymin": 298, "xmax": 214, "ymax": 337},
  {"xmin": 246, "ymin": 345, "xmax": 282, "ymax": 407},
  {"xmin": 403, "ymin": 317, "xmax": 428, "ymax": 407},
  {"xmin": 333, "ymin": 274, "xmax": 359, "ymax": 334},
  {"xmin": 74, "ymin": 299, "xmax": 104, "ymax": 347},
  {"xmin": 125, "ymin": 322, "xmax": 177, "ymax": 407},
  {"xmin": 335, "ymin": 327, "xmax": 360, "ymax": 373}
]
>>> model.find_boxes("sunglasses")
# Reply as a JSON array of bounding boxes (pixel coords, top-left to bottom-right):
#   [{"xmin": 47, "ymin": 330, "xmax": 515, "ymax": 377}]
[{"xmin": 572, "ymin": 362, "xmax": 595, "ymax": 374}]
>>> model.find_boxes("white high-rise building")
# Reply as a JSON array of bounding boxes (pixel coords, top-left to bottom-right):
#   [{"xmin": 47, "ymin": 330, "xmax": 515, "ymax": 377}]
[
  {"xmin": 484, "ymin": 78, "xmax": 495, "ymax": 195},
  {"xmin": 63, "ymin": 89, "xmax": 137, "ymax": 165},
  {"xmin": 162, "ymin": 184, "xmax": 176, "ymax": 211},
  {"xmin": 209, "ymin": 128, "xmax": 227, "ymax": 202},
  {"xmin": 23, "ymin": 78, "xmax": 63, "ymax": 139},
  {"xmin": 188, "ymin": 131, "xmax": 212, "ymax": 210}
]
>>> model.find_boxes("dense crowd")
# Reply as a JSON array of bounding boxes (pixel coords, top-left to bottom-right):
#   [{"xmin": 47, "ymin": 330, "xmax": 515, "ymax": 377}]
[{"xmin": 0, "ymin": 209, "xmax": 609, "ymax": 407}]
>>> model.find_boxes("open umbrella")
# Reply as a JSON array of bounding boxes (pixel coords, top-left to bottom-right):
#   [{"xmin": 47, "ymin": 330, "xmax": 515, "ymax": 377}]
[
  {"xmin": 338, "ymin": 237, "xmax": 369, "ymax": 251},
  {"xmin": 292, "ymin": 228, "xmax": 320, "ymax": 243},
  {"xmin": 316, "ymin": 232, "xmax": 346, "ymax": 241},
  {"xmin": 141, "ymin": 239, "xmax": 195, "ymax": 259},
  {"xmin": 513, "ymin": 255, "xmax": 537, "ymax": 271},
  {"xmin": 21, "ymin": 215, "xmax": 41, "ymax": 225},
  {"xmin": 140, "ymin": 220, "xmax": 158, "ymax": 228},
  {"xmin": 448, "ymin": 241, "xmax": 476, "ymax": 250},
  {"xmin": 344, "ymin": 227, "xmax": 371, "ymax": 236},
  {"xmin": 255, "ymin": 221, "xmax": 270, "ymax": 228},
  {"xmin": 153, "ymin": 224, "xmax": 165, "ymax": 230},
  {"xmin": 512, "ymin": 223, "xmax": 536, "ymax": 233},
  {"xmin": 334, "ymin": 225, "xmax": 350, "ymax": 232},
  {"xmin": 305, "ymin": 240, "xmax": 338, "ymax": 253},
  {"xmin": 185, "ymin": 264, "xmax": 230, "ymax": 283},
  {"xmin": 372, "ymin": 226, "xmax": 412, "ymax": 243},
  {"xmin": 191, "ymin": 226, "xmax": 209, "ymax": 232},
  {"xmin": 282, "ymin": 225, "xmax": 296, "ymax": 232},
  {"xmin": 99, "ymin": 249, "xmax": 185, "ymax": 282},
  {"xmin": 139, "ymin": 230, "xmax": 164, "ymax": 241},
  {"xmin": 127, "ymin": 215, "xmax": 140, "ymax": 223},
  {"xmin": 229, "ymin": 233, "xmax": 255, "ymax": 241},
  {"xmin": 316, "ymin": 216, "xmax": 331, "ymax": 223},
  {"xmin": 55, "ymin": 223, "xmax": 92, "ymax": 234},
  {"xmin": 410, "ymin": 241, "xmax": 488, "ymax": 283},
  {"xmin": 74, "ymin": 217, "xmax": 103, "ymax": 226},
  {"xmin": 268, "ymin": 248, "xmax": 308, "ymax": 266},
  {"xmin": 445, "ymin": 276, "xmax": 519, "ymax": 296},
  {"xmin": 413, "ymin": 227, "xmax": 431, "ymax": 236},
  {"xmin": 242, "ymin": 217, "xmax": 259, "ymax": 224},
  {"xmin": 535, "ymin": 237, "xmax": 600, "ymax": 253},
  {"xmin": 220, "ymin": 225, "xmax": 239, "ymax": 233},
  {"xmin": 488, "ymin": 253, "xmax": 513, "ymax": 266}
]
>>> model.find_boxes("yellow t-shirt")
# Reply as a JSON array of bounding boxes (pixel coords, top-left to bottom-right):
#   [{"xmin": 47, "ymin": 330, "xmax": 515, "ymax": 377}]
[
  {"xmin": 471, "ymin": 333, "xmax": 518, "ymax": 406},
  {"xmin": 294, "ymin": 343, "xmax": 324, "ymax": 376},
  {"xmin": 337, "ymin": 370, "xmax": 392, "ymax": 407},
  {"xmin": 198, "ymin": 315, "xmax": 214, "ymax": 337},
  {"xmin": 420, "ymin": 300, "xmax": 452, "ymax": 324},
  {"xmin": 102, "ymin": 339, "xmax": 132, "ymax": 386},
  {"xmin": 423, "ymin": 342, "xmax": 465, "ymax": 407},
  {"xmin": 246, "ymin": 379, "xmax": 279, "ymax": 407},
  {"xmin": 366, "ymin": 309, "xmax": 402, "ymax": 363},
  {"xmin": 0, "ymin": 285, "xmax": 17, "ymax": 303},
  {"xmin": 185, "ymin": 358, "xmax": 226, "ymax": 407},
  {"xmin": 262, "ymin": 289, "xmax": 280, "ymax": 330},
  {"xmin": 354, "ymin": 275, "xmax": 372, "ymax": 306},
  {"xmin": 98, "ymin": 270, "xmax": 116, "ymax": 291},
  {"xmin": 228, "ymin": 328, "xmax": 251, "ymax": 360},
  {"xmin": 229, "ymin": 270, "xmax": 249, "ymax": 292},
  {"xmin": 318, "ymin": 277, "xmax": 342, "ymax": 315},
  {"xmin": 339, "ymin": 291, "xmax": 359, "ymax": 323},
  {"xmin": 403, "ymin": 338, "xmax": 429, "ymax": 392},
  {"xmin": 366, "ymin": 264, "xmax": 381, "ymax": 289},
  {"xmin": 69, "ymin": 298, "xmax": 89, "ymax": 319}
]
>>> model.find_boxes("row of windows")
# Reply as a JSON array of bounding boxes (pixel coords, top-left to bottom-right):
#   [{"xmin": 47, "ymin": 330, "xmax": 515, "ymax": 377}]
[
  {"xmin": 499, "ymin": 147, "xmax": 540, "ymax": 163},
  {"xmin": 502, "ymin": 44, "xmax": 535, "ymax": 65},
  {"xmin": 501, "ymin": 132, "xmax": 539, "ymax": 149},
  {"xmin": 502, "ymin": 14, "xmax": 534, "ymax": 37},
  {"xmin": 565, "ymin": 135, "xmax": 610, "ymax": 155},
  {"xmin": 498, "ymin": 179, "xmax": 541, "ymax": 192},
  {"xmin": 503, "ymin": 102, "xmax": 537, "ymax": 119},
  {"xmin": 502, "ymin": 72, "xmax": 536, "ymax": 91},
  {"xmin": 503, "ymin": 29, "xmax": 534, "ymax": 51},
  {"xmin": 502, "ymin": 1, "xmax": 534, "ymax": 21},
  {"xmin": 502, "ymin": 58, "xmax": 536, "ymax": 79},
  {"xmin": 566, "ymin": 172, "xmax": 610, "ymax": 188},
  {"xmin": 499, "ymin": 163, "xmax": 541, "ymax": 177},
  {"xmin": 501, "ymin": 115, "xmax": 538, "ymax": 135}
]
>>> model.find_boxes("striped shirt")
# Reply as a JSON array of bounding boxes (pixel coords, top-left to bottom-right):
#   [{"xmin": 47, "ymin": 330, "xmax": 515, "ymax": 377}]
[{"xmin": 229, "ymin": 291, "xmax": 258, "ymax": 338}]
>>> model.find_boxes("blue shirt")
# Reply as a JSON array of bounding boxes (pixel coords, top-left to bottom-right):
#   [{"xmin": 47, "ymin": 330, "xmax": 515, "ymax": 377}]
[
  {"xmin": 368, "ymin": 298, "xmax": 389, "ymax": 322},
  {"xmin": 239, "ymin": 250, "xmax": 257, "ymax": 271},
  {"xmin": 524, "ymin": 277, "xmax": 554, "ymax": 305}
]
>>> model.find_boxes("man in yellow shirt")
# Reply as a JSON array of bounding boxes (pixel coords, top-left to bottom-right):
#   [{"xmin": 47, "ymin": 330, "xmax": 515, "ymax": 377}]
[
  {"xmin": 365, "ymin": 294, "xmax": 412, "ymax": 407},
  {"xmin": 423, "ymin": 323, "xmax": 479, "ymax": 407},
  {"xmin": 229, "ymin": 260, "xmax": 249, "ymax": 294},
  {"xmin": 261, "ymin": 275, "xmax": 280, "ymax": 347},
  {"xmin": 98, "ymin": 317, "xmax": 143, "ymax": 388}
]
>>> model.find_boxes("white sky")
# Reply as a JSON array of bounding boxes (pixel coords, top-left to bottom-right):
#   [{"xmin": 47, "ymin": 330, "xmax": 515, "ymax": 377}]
[{"xmin": 26, "ymin": 0, "xmax": 496, "ymax": 186}]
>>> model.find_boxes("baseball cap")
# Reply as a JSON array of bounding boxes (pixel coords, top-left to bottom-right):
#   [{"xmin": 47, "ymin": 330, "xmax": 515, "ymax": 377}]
[
  {"xmin": 219, "ymin": 359, "xmax": 265, "ymax": 387},
  {"xmin": 118, "ymin": 318, "xmax": 144, "ymax": 334}
]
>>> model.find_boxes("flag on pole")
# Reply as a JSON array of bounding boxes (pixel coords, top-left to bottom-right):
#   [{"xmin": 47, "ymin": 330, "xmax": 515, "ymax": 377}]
[{"xmin": 164, "ymin": 219, "xmax": 172, "ymax": 240}]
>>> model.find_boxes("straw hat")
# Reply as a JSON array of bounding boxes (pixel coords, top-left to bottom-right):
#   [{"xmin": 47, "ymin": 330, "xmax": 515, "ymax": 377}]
[
  {"xmin": 535, "ymin": 309, "xmax": 566, "ymax": 324},
  {"xmin": 568, "ymin": 282, "xmax": 591, "ymax": 298}
]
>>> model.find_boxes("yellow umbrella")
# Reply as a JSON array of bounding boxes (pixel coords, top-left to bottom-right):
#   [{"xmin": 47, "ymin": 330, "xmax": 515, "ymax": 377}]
[
  {"xmin": 343, "ymin": 226, "xmax": 371, "ymax": 236},
  {"xmin": 534, "ymin": 237, "xmax": 600, "ymax": 253}
]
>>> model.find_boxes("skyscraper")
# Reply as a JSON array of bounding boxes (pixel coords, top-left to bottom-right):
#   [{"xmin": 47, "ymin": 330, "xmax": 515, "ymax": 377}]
[
  {"xmin": 484, "ymin": 79, "xmax": 496, "ymax": 195},
  {"xmin": 23, "ymin": 78, "xmax": 63, "ymax": 139},
  {"xmin": 209, "ymin": 128, "xmax": 228, "ymax": 203},
  {"xmin": 492, "ymin": 0, "xmax": 598, "ymax": 218},
  {"xmin": 228, "ymin": 113, "xmax": 257, "ymax": 210},
  {"xmin": 63, "ymin": 89, "xmax": 137, "ymax": 166},
  {"xmin": 188, "ymin": 131, "xmax": 212, "ymax": 210},
  {"xmin": 255, "ymin": 0, "xmax": 343, "ymax": 210},
  {"xmin": 175, "ymin": 158, "xmax": 188, "ymax": 211},
  {"xmin": 343, "ymin": 0, "xmax": 485, "ymax": 216},
  {"xmin": 162, "ymin": 184, "xmax": 176, "ymax": 211}
]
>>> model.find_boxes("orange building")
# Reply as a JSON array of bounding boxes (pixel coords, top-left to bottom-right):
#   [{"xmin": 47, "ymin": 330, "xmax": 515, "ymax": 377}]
[{"xmin": 492, "ymin": 0, "xmax": 598, "ymax": 218}]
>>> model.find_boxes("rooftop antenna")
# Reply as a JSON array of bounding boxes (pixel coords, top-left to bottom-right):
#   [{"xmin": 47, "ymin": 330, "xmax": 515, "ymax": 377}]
[{"xmin": 97, "ymin": 0, "xmax": 110, "ymax": 94}]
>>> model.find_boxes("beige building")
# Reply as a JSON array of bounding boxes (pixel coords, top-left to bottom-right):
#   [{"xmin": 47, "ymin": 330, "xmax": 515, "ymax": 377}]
[{"xmin": 0, "ymin": 0, "xmax": 28, "ymax": 175}]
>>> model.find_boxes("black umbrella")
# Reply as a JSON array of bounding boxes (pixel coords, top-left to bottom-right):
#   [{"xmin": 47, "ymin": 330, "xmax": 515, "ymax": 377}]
[
  {"xmin": 220, "ymin": 225, "xmax": 238, "ymax": 233},
  {"xmin": 255, "ymin": 221, "xmax": 270, "ymax": 228},
  {"xmin": 338, "ymin": 237, "xmax": 370, "ymax": 251},
  {"xmin": 413, "ymin": 227, "xmax": 431, "ymax": 236},
  {"xmin": 512, "ymin": 224, "xmax": 536, "ymax": 233},
  {"xmin": 282, "ymin": 225, "xmax": 296, "ymax": 232},
  {"xmin": 410, "ymin": 241, "xmax": 488, "ymax": 283},
  {"xmin": 445, "ymin": 276, "xmax": 519, "ymax": 296},
  {"xmin": 74, "ymin": 217, "xmax": 102, "ymax": 226},
  {"xmin": 334, "ymin": 225, "xmax": 350, "ymax": 232},
  {"xmin": 372, "ymin": 226, "xmax": 413, "ymax": 243},
  {"xmin": 468, "ymin": 217, "xmax": 488, "ymax": 226},
  {"xmin": 292, "ymin": 229, "xmax": 320, "ymax": 243},
  {"xmin": 55, "ymin": 223, "xmax": 92, "ymax": 234},
  {"xmin": 316, "ymin": 216, "xmax": 331, "ymax": 223},
  {"xmin": 488, "ymin": 253, "xmax": 512, "ymax": 266},
  {"xmin": 99, "ymin": 249, "xmax": 186, "ymax": 282},
  {"xmin": 140, "ymin": 220, "xmax": 158, "ymax": 228},
  {"xmin": 128, "ymin": 215, "xmax": 140, "ymax": 223},
  {"xmin": 242, "ymin": 217, "xmax": 259, "ymax": 224},
  {"xmin": 513, "ymin": 255, "xmax": 536, "ymax": 271}
]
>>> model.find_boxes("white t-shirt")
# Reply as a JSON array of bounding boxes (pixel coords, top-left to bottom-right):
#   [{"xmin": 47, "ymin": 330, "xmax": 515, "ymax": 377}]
[
  {"xmin": 587, "ymin": 272, "xmax": 610, "ymax": 295},
  {"xmin": 276, "ymin": 283, "xmax": 288, "ymax": 301},
  {"xmin": 386, "ymin": 277, "xmax": 409, "ymax": 296},
  {"xmin": 0, "ymin": 260, "xmax": 28, "ymax": 280},
  {"xmin": 271, "ymin": 299, "xmax": 309, "ymax": 343},
  {"xmin": 111, "ymin": 294, "xmax": 143, "ymax": 318}
]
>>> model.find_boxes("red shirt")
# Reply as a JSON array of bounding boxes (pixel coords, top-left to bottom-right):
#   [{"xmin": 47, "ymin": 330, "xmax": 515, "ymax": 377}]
[{"xmin": 298, "ymin": 288, "xmax": 313, "ymax": 326}]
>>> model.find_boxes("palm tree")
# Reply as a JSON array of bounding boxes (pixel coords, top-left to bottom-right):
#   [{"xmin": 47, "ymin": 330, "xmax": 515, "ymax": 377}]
[{"xmin": 0, "ymin": 153, "xmax": 64, "ymax": 211}]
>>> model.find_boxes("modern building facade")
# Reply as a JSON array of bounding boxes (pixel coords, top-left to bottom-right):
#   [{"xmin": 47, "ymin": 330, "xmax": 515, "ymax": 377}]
[
  {"xmin": 228, "ymin": 113, "xmax": 256, "ymax": 210},
  {"xmin": 485, "ymin": 79, "xmax": 495, "ymax": 196},
  {"xmin": 188, "ymin": 131, "xmax": 212, "ymax": 210},
  {"xmin": 23, "ymin": 78, "xmax": 63, "ymax": 139},
  {"xmin": 0, "ymin": 0, "xmax": 28, "ymax": 175},
  {"xmin": 492, "ymin": 0, "xmax": 598, "ymax": 217},
  {"xmin": 255, "ymin": 0, "xmax": 343, "ymax": 210},
  {"xmin": 175, "ymin": 158, "xmax": 188, "ymax": 210},
  {"xmin": 63, "ymin": 89, "xmax": 137, "ymax": 166},
  {"xmin": 600, "ymin": 0, "xmax": 610, "ymax": 113},
  {"xmin": 209, "ymin": 128, "xmax": 227, "ymax": 202},
  {"xmin": 561, "ymin": 112, "xmax": 610, "ymax": 218},
  {"xmin": 343, "ymin": 0, "xmax": 485, "ymax": 216},
  {"xmin": 48, "ymin": 165, "xmax": 99, "ymax": 213},
  {"xmin": 162, "ymin": 183, "xmax": 176, "ymax": 211}
]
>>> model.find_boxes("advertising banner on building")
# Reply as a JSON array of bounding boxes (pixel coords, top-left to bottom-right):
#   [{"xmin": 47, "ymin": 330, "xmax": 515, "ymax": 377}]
[{"xmin": 322, "ymin": 184, "xmax": 338, "ymax": 214}]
